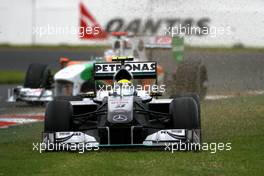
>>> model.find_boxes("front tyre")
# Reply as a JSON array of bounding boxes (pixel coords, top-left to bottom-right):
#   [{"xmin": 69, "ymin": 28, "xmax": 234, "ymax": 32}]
[
  {"xmin": 170, "ymin": 97, "xmax": 201, "ymax": 144},
  {"xmin": 24, "ymin": 63, "xmax": 52, "ymax": 89},
  {"xmin": 44, "ymin": 100, "xmax": 73, "ymax": 132}
]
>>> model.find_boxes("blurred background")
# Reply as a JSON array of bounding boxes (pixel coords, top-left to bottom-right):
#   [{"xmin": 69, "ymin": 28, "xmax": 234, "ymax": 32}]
[{"xmin": 0, "ymin": 0, "xmax": 264, "ymax": 103}]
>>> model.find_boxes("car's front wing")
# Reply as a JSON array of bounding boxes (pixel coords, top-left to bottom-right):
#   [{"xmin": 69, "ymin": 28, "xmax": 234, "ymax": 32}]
[
  {"xmin": 7, "ymin": 87, "xmax": 53, "ymax": 103},
  {"xmin": 42, "ymin": 129, "xmax": 200, "ymax": 150}
]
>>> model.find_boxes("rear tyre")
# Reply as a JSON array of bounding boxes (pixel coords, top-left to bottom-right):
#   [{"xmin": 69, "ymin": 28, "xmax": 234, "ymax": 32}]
[
  {"xmin": 24, "ymin": 63, "xmax": 52, "ymax": 89},
  {"xmin": 44, "ymin": 100, "xmax": 73, "ymax": 132},
  {"xmin": 173, "ymin": 60, "xmax": 208, "ymax": 99}
]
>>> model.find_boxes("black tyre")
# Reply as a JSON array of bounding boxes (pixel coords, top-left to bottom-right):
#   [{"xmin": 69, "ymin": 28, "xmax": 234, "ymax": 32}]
[
  {"xmin": 24, "ymin": 63, "xmax": 52, "ymax": 89},
  {"xmin": 169, "ymin": 97, "xmax": 200, "ymax": 129},
  {"xmin": 44, "ymin": 100, "xmax": 73, "ymax": 132},
  {"xmin": 170, "ymin": 93, "xmax": 201, "ymax": 125},
  {"xmin": 54, "ymin": 96, "xmax": 83, "ymax": 101}
]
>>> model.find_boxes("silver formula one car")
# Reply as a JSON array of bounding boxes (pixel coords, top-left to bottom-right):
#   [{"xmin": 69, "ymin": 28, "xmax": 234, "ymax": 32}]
[{"xmin": 42, "ymin": 57, "xmax": 201, "ymax": 149}]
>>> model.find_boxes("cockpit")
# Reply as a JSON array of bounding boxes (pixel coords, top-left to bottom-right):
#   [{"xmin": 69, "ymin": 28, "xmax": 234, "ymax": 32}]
[{"xmin": 113, "ymin": 79, "xmax": 134, "ymax": 96}]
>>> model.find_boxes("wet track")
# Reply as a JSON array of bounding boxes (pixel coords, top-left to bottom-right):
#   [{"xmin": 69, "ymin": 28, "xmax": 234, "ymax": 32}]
[{"xmin": 0, "ymin": 48, "xmax": 264, "ymax": 116}]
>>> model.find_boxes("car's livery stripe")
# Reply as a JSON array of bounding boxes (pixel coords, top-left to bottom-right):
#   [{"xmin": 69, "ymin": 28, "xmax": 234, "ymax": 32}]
[{"xmin": 55, "ymin": 134, "xmax": 75, "ymax": 143}]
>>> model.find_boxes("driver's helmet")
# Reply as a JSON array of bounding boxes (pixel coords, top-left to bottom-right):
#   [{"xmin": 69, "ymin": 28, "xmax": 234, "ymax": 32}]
[
  {"xmin": 117, "ymin": 79, "xmax": 131, "ymax": 84},
  {"xmin": 114, "ymin": 79, "xmax": 134, "ymax": 96}
]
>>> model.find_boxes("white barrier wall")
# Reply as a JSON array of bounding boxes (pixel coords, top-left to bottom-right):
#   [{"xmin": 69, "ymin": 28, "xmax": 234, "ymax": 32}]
[
  {"xmin": 0, "ymin": 0, "xmax": 33, "ymax": 44},
  {"xmin": 0, "ymin": 0, "xmax": 264, "ymax": 47}
]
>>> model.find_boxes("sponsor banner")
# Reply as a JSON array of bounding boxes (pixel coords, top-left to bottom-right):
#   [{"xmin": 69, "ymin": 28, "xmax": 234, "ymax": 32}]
[
  {"xmin": 94, "ymin": 62, "xmax": 156, "ymax": 74},
  {"xmin": 79, "ymin": 2, "xmax": 108, "ymax": 40},
  {"xmin": 78, "ymin": 0, "xmax": 264, "ymax": 47},
  {"xmin": 0, "ymin": 0, "xmax": 264, "ymax": 46},
  {"xmin": 0, "ymin": 114, "xmax": 44, "ymax": 129},
  {"xmin": 94, "ymin": 61, "xmax": 157, "ymax": 80},
  {"xmin": 79, "ymin": 1, "xmax": 210, "ymax": 40}
]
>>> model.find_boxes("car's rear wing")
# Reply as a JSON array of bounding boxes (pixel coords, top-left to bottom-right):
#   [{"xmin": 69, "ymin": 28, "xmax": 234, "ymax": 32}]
[{"xmin": 93, "ymin": 61, "xmax": 157, "ymax": 80}]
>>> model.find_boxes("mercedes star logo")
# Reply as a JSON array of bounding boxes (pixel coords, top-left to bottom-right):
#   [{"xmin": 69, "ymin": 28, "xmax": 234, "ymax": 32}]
[{"xmin": 112, "ymin": 114, "xmax": 128, "ymax": 122}]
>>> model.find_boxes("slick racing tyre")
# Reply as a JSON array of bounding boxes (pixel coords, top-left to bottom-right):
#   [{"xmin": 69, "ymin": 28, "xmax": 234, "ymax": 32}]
[
  {"xmin": 170, "ymin": 97, "xmax": 200, "ymax": 129},
  {"xmin": 170, "ymin": 93, "xmax": 201, "ymax": 123},
  {"xmin": 24, "ymin": 63, "xmax": 52, "ymax": 89},
  {"xmin": 44, "ymin": 100, "xmax": 73, "ymax": 132},
  {"xmin": 170, "ymin": 96, "xmax": 201, "ymax": 144}
]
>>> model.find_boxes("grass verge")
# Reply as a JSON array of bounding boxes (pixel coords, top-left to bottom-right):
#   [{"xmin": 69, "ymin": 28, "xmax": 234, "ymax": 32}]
[
  {"xmin": 0, "ymin": 71, "xmax": 25, "ymax": 84},
  {"xmin": 0, "ymin": 95, "xmax": 263, "ymax": 175}
]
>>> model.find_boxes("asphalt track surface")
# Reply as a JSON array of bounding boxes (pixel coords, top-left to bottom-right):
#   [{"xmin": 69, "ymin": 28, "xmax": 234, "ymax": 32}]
[
  {"xmin": 0, "ymin": 48, "xmax": 264, "ymax": 115},
  {"xmin": 0, "ymin": 48, "xmax": 264, "ymax": 92},
  {"xmin": 0, "ymin": 48, "xmax": 103, "ymax": 71},
  {"xmin": 188, "ymin": 51, "xmax": 264, "ymax": 93}
]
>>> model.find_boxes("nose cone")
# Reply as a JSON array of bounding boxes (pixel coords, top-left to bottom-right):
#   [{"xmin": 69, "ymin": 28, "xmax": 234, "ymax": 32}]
[{"xmin": 107, "ymin": 96, "xmax": 134, "ymax": 124}]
